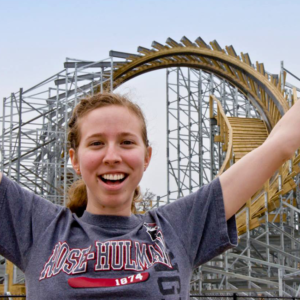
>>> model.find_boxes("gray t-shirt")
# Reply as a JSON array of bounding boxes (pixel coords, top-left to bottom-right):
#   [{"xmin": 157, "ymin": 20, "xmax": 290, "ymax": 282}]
[{"xmin": 0, "ymin": 175, "xmax": 237, "ymax": 300}]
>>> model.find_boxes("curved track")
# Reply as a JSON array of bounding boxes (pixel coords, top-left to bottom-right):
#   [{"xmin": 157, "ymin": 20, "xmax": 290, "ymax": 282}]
[
  {"xmin": 210, "ymin": 95, "xmax": 300, "ymax": 235},
  {"xmin": 105, "ymin": 37, "xmax": 292, "ymax": 130}
]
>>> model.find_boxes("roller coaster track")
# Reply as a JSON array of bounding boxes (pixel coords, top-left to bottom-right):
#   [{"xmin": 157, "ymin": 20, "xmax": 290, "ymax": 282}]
[
  {"xmin": 108, "ymin": 37, "xmax": 293, "ymax": 125},
  {"xmin": 210, "ymin": 95, "xmax": 300, "ymax": 235},
  {"xmin": 1, "ymin": 36, "xmax": 300, "ymax": 296}
]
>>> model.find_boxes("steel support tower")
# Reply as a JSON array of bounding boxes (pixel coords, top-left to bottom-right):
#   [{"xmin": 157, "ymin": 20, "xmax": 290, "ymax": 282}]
[
  {"xmin": 167, "ymin": 66, "xmax": 300, "ymax": 298},
  {"xmin": 166, "ymin": 67, "xmax": 260, "ymax": 201}
]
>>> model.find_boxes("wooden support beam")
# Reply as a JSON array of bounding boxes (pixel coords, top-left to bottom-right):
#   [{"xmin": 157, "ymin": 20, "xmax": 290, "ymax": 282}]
[{"xmin": 5, "ymin": 260, "xmax": 26, "ymax": 295}]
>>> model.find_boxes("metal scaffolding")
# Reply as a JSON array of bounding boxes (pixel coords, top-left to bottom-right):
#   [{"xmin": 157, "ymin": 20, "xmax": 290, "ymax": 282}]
[
  {"xmin": 0, "ymin": 58, "xmax": 115, "ymax": 207},
  {"xmin": 1, "ymin": 37, "xmax": 300, "ymax": 297},
  {"xmin": 177, "ymin": 64, "xmax": 300, "ymax": 298},
  {"xmin": 0, "ymin": 57, "xmax": 115, "ymax": 289},
  {"xmin": 166, "ymin": 67, "xmax": 260, "ymax": 202}
]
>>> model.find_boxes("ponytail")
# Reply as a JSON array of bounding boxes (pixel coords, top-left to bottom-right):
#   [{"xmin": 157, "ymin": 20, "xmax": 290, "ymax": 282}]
[
  {"xmin": 67, "ymin": 180, "xmax": 141, "ymax": 216},
  {"xmin": 67, "ymin": 179, "xmax": 87, "ymax": 217},
  {"xmin": 131, "ymin": 185, "xmax": 142, "ymax": 214}
]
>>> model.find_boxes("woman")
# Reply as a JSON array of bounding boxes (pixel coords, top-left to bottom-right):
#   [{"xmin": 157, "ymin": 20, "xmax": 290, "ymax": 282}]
[{"xmin": 0, "ymin": 92, "xmax": 299, "ymax": 299}]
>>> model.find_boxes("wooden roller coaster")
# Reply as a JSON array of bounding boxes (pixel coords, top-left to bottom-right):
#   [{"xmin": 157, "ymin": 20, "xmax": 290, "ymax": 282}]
[
  {"xmin": 1, "ymin": 36, "xmax": 300, "ymax": 296},
  {"xmin": 210, "ymin": 95, "xmax": 300, "ymax": 235}
]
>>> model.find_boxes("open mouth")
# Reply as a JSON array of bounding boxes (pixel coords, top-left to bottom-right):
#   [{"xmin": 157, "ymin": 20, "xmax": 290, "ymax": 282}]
[{"xmin": 99, "ymin": 173, "xmax": 128, "ymax": 185}]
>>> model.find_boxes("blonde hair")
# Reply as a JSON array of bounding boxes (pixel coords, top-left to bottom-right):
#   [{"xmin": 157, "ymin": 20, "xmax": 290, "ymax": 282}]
[{"xmin": 67, "ymin": 92, "xmax": 149, "ymax": 216}]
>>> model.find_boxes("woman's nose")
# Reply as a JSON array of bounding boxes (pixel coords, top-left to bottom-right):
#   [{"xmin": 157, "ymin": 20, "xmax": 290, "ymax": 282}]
[{"xmin": 103, "ymin": 145, "xmax": 122, "ymax": 165}]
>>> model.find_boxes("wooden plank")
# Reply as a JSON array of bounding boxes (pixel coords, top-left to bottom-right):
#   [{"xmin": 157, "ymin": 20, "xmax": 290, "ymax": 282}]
[
  {"xmin": 293, "ymin": 153, "xmax": 300, "ymax": 165},
  {"xmin": 210, "ymin": 40, "xmax": 224, "ymax": 53},
  {"xmin": 293, "ymin": 87, "xmax": 298, "ymax": 104},
  {"xmin": 233, "ymin": 145, "xmax": 265, "ymax": 149},
  {"xmin": 232, "ymin": 137, "xmax": 267, "ymax": 140},
  {"xmin": 229, "ymin": 117, "xmax": 263, "ymax": 122},
  {"xmin": 277, "ymin": 72, "xmax": 283, "ymax": 94},
  {"xmin": 259, "ymin": 87, "xmax": 266, "ymax": 105},
  {"xmin": 260, "ymin": 214, "xmax": 287, "ymax": 224},
  {"xmin": 269, "ymin": 100, "xmax": 274, "ymax": 120},
  {"xmin": 222, "ymin": 63, "xmax": 235, "ymax": 77},
  {"xmin": 137, "ymin": 46, "xmax": 155, "ymax": 55},
  {"xmin": 6, "ymin": 260, "xmax": 26, "ymax": 295},
  {"xmin": 210, "ymin": 58, "xmax": 223, "ymax": 70},
  {"xmin": 151, "ymin": 41, "xmax": 169, "ymax": 50},
  {"xmin": 226, "ymin": 45, "xmax": 238, "ymax": 58},
  {"xmin": 166, "ymin": 37, "xmax": 183, "ymax": 48},
  {"xmin": 195, "ymin": 37, "xmax": 211, "ymax": 49},
  {"xmin": 231, "ymin": 126, "xmax": 268, "ymax": 130},
  {"xmin": 231, "ymin": 126, "xmax": 267, "ymax": 130},
  {"xmin": 256, "ymin": 62, "xmax": 265, "ymax": 75},
  {"xmin": 259, "ymin": 63, "xmax": 265, "ymax": 75},
  {"xmin": 249, "ymin": 78, "xmax": 257, "ymax": 94},
  {"xmin": 241, "ymin": 52, "xmax": 252, "ymax": 66},
  {"xmin": 236, "ymin": 69, "xmax": 247, "ymax": 85},
  {"xmin": 214, "ymin": 135, "xmax": 222, "ymax": 142},
  {"xmin": 232, "ymin": 132, "xmax": 267, "ymax": 136},
  {"xmin": 180, "ymin": 36, "xmax": 196, "ymax": 47}
]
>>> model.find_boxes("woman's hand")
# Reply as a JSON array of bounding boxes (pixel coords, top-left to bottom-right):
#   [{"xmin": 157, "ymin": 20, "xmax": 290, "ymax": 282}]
[{"xmin": 267, "ymin": 99, "xmax": 300, "ymax": 159}]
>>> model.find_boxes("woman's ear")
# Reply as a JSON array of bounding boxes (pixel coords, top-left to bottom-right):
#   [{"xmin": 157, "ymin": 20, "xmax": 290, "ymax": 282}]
[
  {"xmin": 69, "ymin": 148, "xmax": 81, "ymax": 175},
  {"xmin": 144, "ymin": 146, "xmax": 152, "ymax": 171}
]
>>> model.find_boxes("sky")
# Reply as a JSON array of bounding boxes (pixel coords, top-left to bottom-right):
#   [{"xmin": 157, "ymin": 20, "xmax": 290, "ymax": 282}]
[{"xmin": 1, "ymin": 0, "xmax": 300, "ymax": 198}]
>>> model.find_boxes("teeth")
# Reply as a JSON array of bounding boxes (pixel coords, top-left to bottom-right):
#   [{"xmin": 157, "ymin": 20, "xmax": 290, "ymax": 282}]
[{"xmin": 101, "ymin": 174, "xmax": 125, "ymax": 181}]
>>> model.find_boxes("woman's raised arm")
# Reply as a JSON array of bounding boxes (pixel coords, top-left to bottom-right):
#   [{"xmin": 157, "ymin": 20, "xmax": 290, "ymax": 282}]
[{"xmin": 220, "ymin": 100, "xmax": 300, "ymax": 220}]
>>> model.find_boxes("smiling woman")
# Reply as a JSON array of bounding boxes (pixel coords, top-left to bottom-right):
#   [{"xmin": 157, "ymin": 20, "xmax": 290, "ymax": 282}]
[
  {"xmin": 0, "ymin": 92, "xmax": 237, "ymax": 299},
  {"xmin": 1, "ymin": 91, "xmax": 299, "ymax": 299}
]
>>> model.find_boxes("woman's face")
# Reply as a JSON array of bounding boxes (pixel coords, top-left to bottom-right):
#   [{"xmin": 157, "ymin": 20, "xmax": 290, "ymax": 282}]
[{"xmin": 69, "ymin": 105, "xmax": 152, "ymax": 216}]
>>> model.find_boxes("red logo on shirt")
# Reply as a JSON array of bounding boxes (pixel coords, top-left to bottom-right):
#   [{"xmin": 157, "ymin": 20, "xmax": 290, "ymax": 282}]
[
  {"xmin": 39, "ymin": 223, "xmax": 172, "ymax": 283},
  {"xmin": 68, "ymin": 272, "xmax": 149, "ymax": 288}
]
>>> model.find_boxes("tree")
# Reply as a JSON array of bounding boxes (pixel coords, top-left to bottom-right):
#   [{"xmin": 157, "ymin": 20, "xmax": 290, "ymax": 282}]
[{"xmin": 136, "ymin": 189, "xmax": 156, "ymax": 213}]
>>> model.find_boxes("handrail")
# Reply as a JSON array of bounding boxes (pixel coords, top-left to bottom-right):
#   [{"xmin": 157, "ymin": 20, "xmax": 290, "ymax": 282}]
[{"xmin": 209, "ymin": 95, "xmax": 233, "ymax": 176}]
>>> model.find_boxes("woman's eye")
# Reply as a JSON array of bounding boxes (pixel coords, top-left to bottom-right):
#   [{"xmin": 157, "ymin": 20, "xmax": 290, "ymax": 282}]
[
  {"xmin": 122, "ymin": 140, "xmax": 133, "ymax": 145},
  {"xmin": 91, "ymin": 141, "xmax": 103, "ymax": 146}
]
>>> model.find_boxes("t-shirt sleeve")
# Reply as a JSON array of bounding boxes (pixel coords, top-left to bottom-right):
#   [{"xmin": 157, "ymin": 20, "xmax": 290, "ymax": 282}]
[
  {"xmin": 156, "ymin": 177, "xmax": 238, "ymax": 268},
  {"xmin": 0, "ymin": 174, "xmax": 63, "ymax": 271}
]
